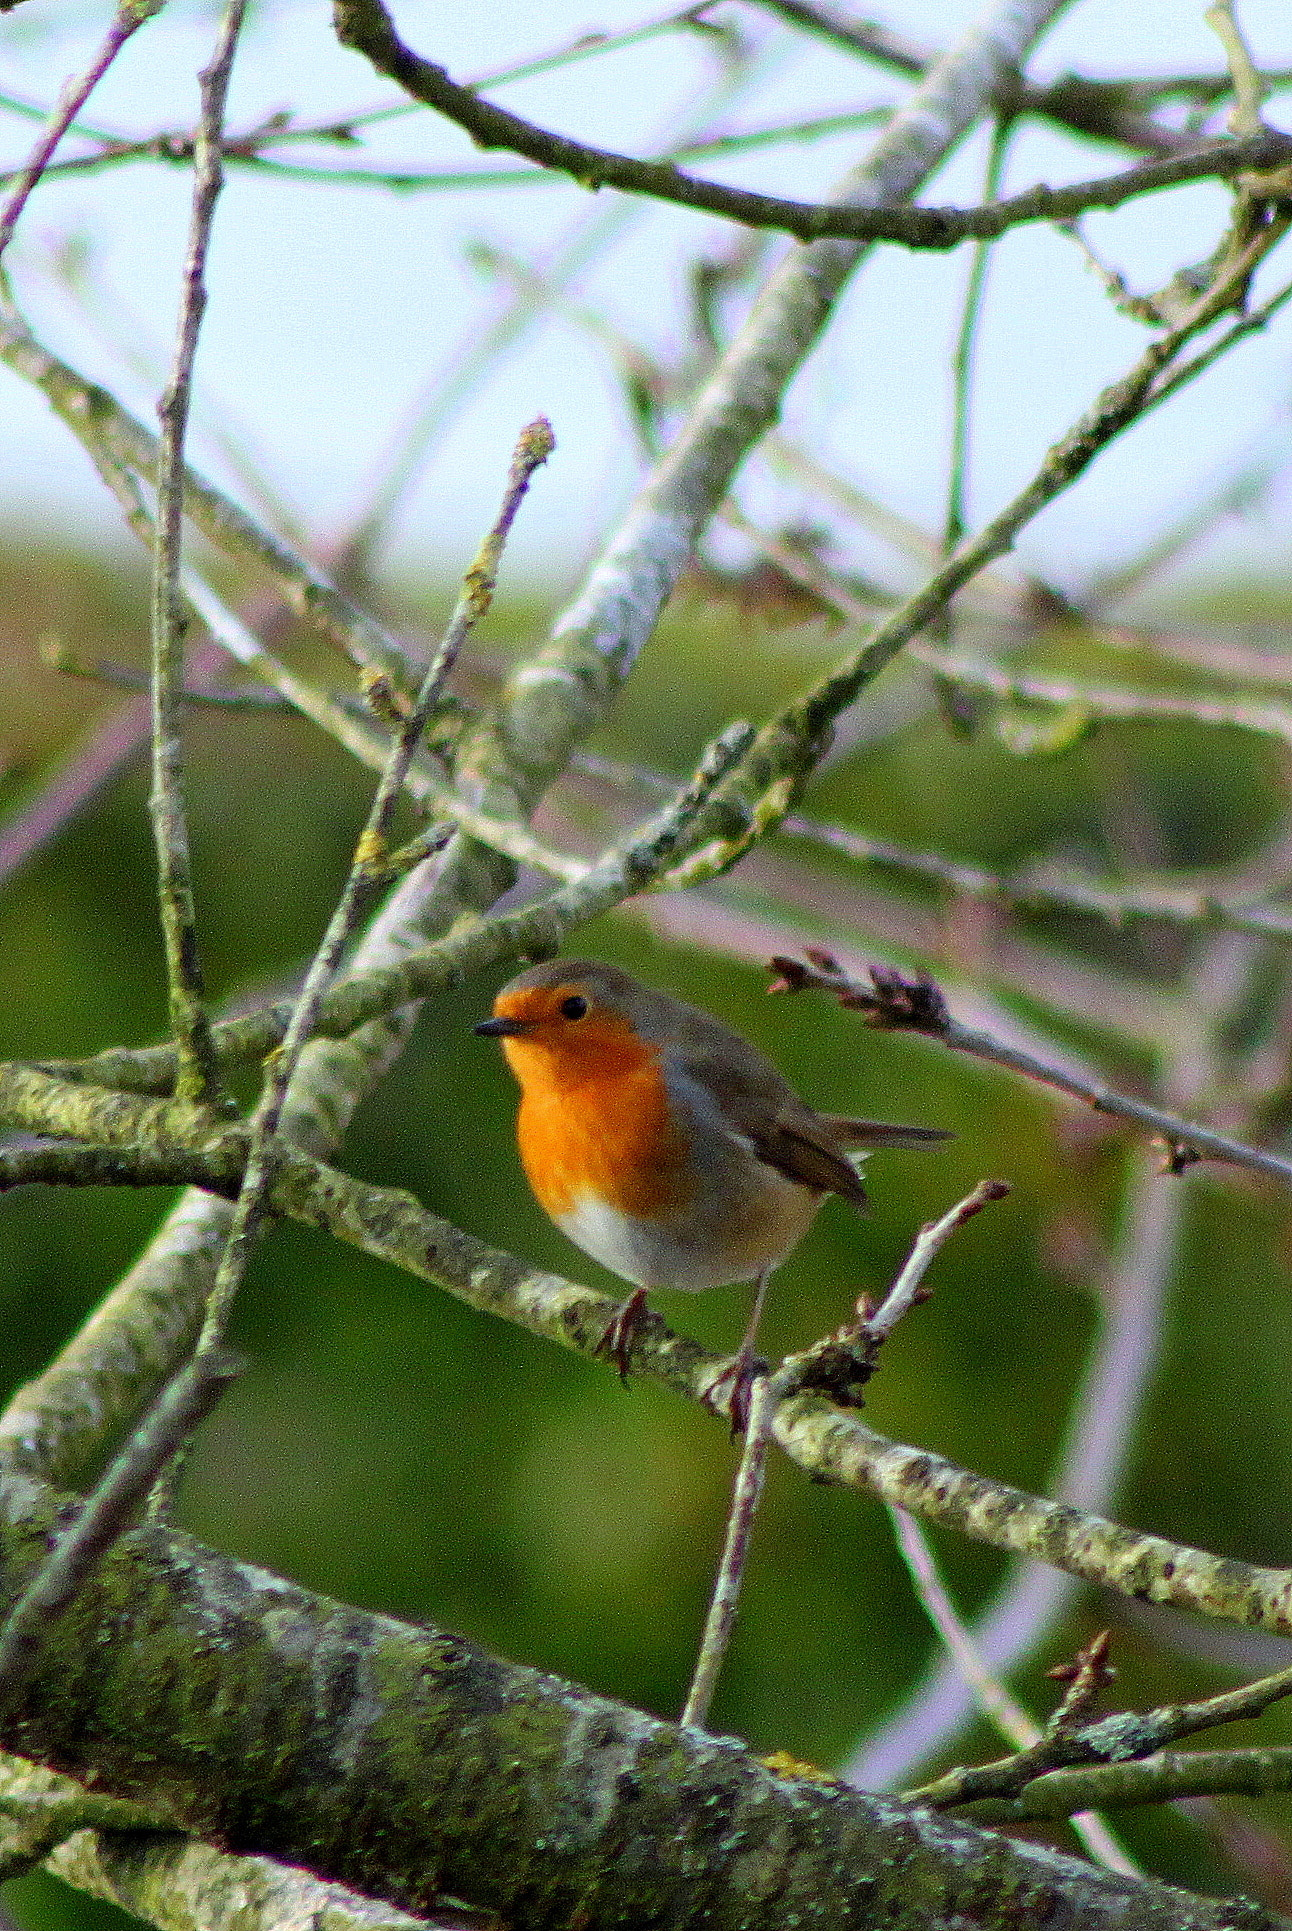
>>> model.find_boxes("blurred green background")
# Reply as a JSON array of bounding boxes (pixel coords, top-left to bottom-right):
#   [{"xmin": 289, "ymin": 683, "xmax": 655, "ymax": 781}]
[{"xmin": 3, "ymin": 540, "xmax": 1292, "ymax": 1918}]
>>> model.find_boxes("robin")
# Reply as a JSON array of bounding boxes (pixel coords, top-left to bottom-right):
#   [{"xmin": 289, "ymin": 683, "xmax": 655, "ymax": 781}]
[{"xmin": 475, "ymin": 958, "xmax": 950, "ymax": 1422}]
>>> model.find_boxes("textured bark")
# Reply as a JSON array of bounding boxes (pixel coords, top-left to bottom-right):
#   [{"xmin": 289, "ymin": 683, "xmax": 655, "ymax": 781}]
[
  {"xmin": 0, "ymin": 1476, "xmax": 1282, "ymax": 1931},
  {"xmin": 45, "ymin": 1828, "xmax": 443, "ymax": 1931}
]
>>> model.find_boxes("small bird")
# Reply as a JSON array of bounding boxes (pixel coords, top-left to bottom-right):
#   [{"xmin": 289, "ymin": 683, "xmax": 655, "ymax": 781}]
[{"xmin": 475, "ymin": 959, "xmax": 950, "ymax": 1422}]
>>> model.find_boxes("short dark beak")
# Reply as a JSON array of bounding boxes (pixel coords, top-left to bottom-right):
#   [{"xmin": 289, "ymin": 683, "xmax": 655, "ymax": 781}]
[{"xmin": 474, "ymin": 1015, "xmax": 528, "ymax": 1037}]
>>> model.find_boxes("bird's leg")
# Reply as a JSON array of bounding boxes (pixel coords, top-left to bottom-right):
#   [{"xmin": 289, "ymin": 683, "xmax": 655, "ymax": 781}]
[
  {"xmin": 702, "ymin": 1270, "xmax": 773, "ymax": 1437},
  {"xmin": 594, "ymin": 1286, "xmax": 653, "ymax": 1383}
]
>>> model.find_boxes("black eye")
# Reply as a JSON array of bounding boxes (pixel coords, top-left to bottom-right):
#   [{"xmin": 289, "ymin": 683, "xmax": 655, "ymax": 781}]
[{"xmin": 560, "ymin": 994, "xmax": 588, "ymax": 1020}]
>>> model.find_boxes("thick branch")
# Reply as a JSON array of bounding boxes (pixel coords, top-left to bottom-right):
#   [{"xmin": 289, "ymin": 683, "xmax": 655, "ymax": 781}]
[{"xmin": 0, "ymin": 1484, "xmax": 1281, "ymax": 1931}]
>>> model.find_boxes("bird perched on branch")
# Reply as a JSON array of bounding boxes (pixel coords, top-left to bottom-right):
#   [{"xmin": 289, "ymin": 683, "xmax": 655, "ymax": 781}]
[{"xmin": 476, "ymin": 958, "xmax": 949, "ymax": 1425}]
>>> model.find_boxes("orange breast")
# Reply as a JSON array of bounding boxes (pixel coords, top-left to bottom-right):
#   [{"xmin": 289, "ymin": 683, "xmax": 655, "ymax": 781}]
[{"xmin": 515, "ymin": 1059, "xmax": 694, "ymax": 1224}]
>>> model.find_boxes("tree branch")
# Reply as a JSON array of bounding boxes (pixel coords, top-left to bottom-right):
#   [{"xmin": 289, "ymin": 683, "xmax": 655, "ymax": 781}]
[
  {"xmin": 5, "ymin": 1085, "xmax": 1292, "ymax": 1638},
  {"xmin": 769, "ymin": 953, "xmax": 1292, "ymax": 1186},
  {"xmin": 147, "ymin": 0, "xmax": 245, "ymax": 1104},
  {"xmin": 0, "ymin": 0, "xmax": 161, "ymax": 259},
  {"xmin": 331, "ymin": 0, "xmax": 1292, "ymax": 246},
  {"xmin": 0, "ymin": 302, "xmax": 414, "ymax": 689},
  {"xmin": 0, "ymin": 1485, "xmax": 1281, "ymax": 1931}
]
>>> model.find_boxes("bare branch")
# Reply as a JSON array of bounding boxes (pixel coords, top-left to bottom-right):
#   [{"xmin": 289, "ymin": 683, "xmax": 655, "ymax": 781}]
[
  {"xmin": 0, "ymin": 1, "xmax": 161, "ymax": 260},
  {"xmin": 148, "ymin": 0, "xmax": 246, "ymax": 1103},
  {"xmin": 331, "ymin": 0, "xmax": 1292, "ymax": 246},
  {"xmin": 680, "ymin": 1374, "xmax": 777, "ymax": 1731},
  {"xmin": 189, "ymin": 419, "xmax": 554, "ymax": 1374},
  {"xmin": 770, "ymin": 952, "xmax": 1292, "ymax": 1187}
]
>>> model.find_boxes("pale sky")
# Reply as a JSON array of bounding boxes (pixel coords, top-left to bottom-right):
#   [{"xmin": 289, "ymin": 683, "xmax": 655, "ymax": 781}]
[{"xmin": 2, "ymin": 0, "xmax": 1291, "ymax": 602}]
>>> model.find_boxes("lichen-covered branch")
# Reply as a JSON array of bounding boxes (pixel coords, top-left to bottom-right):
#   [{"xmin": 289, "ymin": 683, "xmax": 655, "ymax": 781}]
[
  {"xmin": 183, "ymin": 416, "xmax": 554, "ymax": 1390},
  {"xmin": 656, "ymin": 209, "xmax": 1292, "ymax": 895},
  {"xmin": 1013, "ymin": 1747, "xmax": 1292, "ymax": 1815},
  {"xmin": 772, "ymin": 1404, "xmax": 1292, "ymax": 1634},
  {"xmin": 32, "ymin": 204, "xmax": 1290, "ymax": 1127},
  {"xmin": 0, "ymin": 724, "xmax": 750, "ymax": 1485},
  {"xmin": 4, "ymin": 1081, "xmax": 1292, "ymax": 1636},
  {"xmin": 45, "ymin": 1828, "xmax": 439, "ymax": 1931},
  {"xmin": 37, "ymin": 720, "xmax": 755, "ymax": 1097},
  {"xmin": 497, "ymin": 0, "xmax": 1072, "ymax": 774},
  {"xmin": 0, "ymin": 1485, "xmax": 1280, "ymax": 1931}
]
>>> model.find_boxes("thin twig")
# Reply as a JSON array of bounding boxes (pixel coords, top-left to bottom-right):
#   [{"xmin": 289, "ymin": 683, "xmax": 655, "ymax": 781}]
[
  {"xmin": 330, "ymin": 0, "xmax": 1292, "ymax": 247},
  {"xmin": 682, "ymin": 1186, "xmax": 1008, "ymax": 1734},
  {"xmin": 779, "ymin": 813, "xmax": 1292, "ymax": 947},
  {"xmin": 0, "ymin": 637, "xmax": 233, "ymax": 888},
  {"xmin": 137, "ymin": 421, "xmax": 552, "ymax": 1525},
  {"xmin": 887, "ymin": 1508, "xmax": 1138, "ymax": 1875},
  {"xmin": 738, "ymin": 0, "xmax": 928, "ymax": 75},
  {"xmin": 190, "ymin": 417, "xmax": 554, "ymax": 1365},
  {"xmin": 1014, "ymin": 1747, "xmax": 1292, "ymax": 1815},
  {"xmin": 867, "ymin": 1182, "xmax": 1009, "ymax": 1343},
  {"xmin": 0, "ymin": 104, "xmax": 910, "ymax": 196},
  {"xmin": 1085, "ymin": 437, "xmax": 1282, "ymax": 602},
  {"xmin": 740, "ymin": 0, "xmax": 1292, "ymax": 148},
  {"xmin": 890, "ymin": 1508, "xmax": 1039, "ymax": 1751},
  {"xmin": 910, "ymin": 1654, "xmax": 1292, "ymax": 1812},
  {"xmin": 42, "ymin": 644, "xmax": 307, "ymax": 709},
  {"xmin": 0, "ymin": 0, "xmax": 162, "ymax": 263},
  {"xmin": 658, "ymin": 213, "xmax": 1292, "ymax": 896},
  {"xmin": 914, "ymin": 642, "xmax": 1292, "ymax": 754},
  {"xmin": 36, "ymin": 717, "xmax": 755, "ymax": 1098},
  {"xmin": 0, "ymin": 301, "xmax": 415, "ymax": 687},
  {"xmin": 1207, "ymin": 0, "xmax": 1269, "ymax": 137},
  {"xmin": 845, "ymin": 940, "xmax": 1259, "ymax": 1792},
  {"xmin": 467, "ymin": 2, "xmax": 724, "ymax": 94},
  {"xmin": 680, "ymin": 1374, "xmax": 777, "ymax": 1732},
  {"xmin": 180, "ymin": 566, "xmax": 592, "ymax": 878},
  {"xmin": 944, "ymin": 120, "xmax": 1011, "ymax": 552},
  {"xmin": 148, "ymin": 0, "xmax": 247, "ymax": 1103},
  {"xmin": 343, "ymin": 37, "xmax": 767, "ymax": 571},
  {"xmin": 770, "ymin": 952, "xmax": 1292, "ymax": 1189}
]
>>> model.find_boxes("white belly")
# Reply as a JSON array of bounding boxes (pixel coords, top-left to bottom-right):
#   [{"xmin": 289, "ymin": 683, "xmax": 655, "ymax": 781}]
[{"xmin": 556, "ymin": 1163, "xmax": 822, "ymax": 1293}]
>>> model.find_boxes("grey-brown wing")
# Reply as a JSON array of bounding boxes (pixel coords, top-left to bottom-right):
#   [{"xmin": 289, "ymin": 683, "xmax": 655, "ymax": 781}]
[
  {"xmin": 744, "ymin": 1111, "xmax": 873, "ymax": 1208},
  {"xmin": 655, "ymin": 1006, "xmax": 944, "ymax": 1207}
]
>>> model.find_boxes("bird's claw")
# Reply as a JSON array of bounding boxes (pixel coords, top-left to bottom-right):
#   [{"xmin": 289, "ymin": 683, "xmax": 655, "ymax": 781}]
[
  {"xmin": 594, "ymin": 1287, "xmax": 652, "ymax": 1384},
  {"xmin": 701, "ymin": 1346, "xmax": 770, "ymax": 1437}
]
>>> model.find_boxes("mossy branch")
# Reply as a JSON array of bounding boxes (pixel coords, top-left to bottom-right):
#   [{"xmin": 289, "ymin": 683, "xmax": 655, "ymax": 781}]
[
  {"xmin": 3, "ymin": 1085, "xmax": 1292, "ymax": 1638},
  {"xmin": 33, "ymin": 720, "xmax": 756, "ymax": 1097},
  {"xmin": 0, "ymin": 1484, "xmax": 1281, "ymax": 1931}
]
